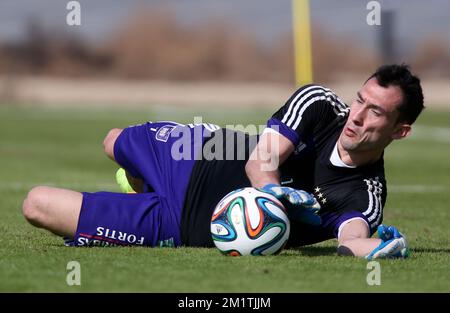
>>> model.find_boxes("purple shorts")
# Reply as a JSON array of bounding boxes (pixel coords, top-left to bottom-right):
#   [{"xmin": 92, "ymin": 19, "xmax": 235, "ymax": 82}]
[
  {"xmin": 73, "ymin": 191, "xmax": 177, "ymax": 247},
  {"xmin": 72, "ymin": 121, "xmax": 209, "ymax": 247}
]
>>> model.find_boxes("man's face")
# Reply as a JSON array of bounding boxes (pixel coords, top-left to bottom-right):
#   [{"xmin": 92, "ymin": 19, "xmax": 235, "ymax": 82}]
[{"xmin": 340, "ymin": 77, "xmax": 409, "ymax": 153}]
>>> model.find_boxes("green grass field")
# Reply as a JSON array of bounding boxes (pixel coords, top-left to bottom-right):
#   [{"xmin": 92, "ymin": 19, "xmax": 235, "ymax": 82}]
[{"xmin": 0, "ymin": 104, "xmax": 449, "ymax": 292}]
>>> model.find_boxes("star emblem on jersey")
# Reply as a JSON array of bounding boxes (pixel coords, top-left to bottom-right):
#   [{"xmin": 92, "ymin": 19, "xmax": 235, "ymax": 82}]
[{"xmin": 313, "ymin": 186, "xmax": 327, "ymax": 205}]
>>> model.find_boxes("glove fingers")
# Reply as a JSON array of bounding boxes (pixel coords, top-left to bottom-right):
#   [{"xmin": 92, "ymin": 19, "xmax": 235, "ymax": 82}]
[
  {"xmin": 261, "ymin": 185, "xmax": 321, "ymax": 216},
  {"xmin": 287, "ymin": 190, "xmax": 317, "ymax": 206},
  {"xmin": 268, "ymin": 186, "xmax": 285, "ymax": 197},
  {"xmin": 301, "ymin": 196, "xmax": 318, "ymax": 207},
  {"xmin": 303, "ymin": 201, "xmax": 321, "ymax": 214},
  {"xmin": 286, "ymin": 192, "xmax": 301, "ymax": 205}
]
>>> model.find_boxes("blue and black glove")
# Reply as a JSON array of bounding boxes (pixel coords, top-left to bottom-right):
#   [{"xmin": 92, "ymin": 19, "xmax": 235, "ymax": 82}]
[{"xmin": 260, "ymin": 183, "xmax": 321, "ymax": 225}]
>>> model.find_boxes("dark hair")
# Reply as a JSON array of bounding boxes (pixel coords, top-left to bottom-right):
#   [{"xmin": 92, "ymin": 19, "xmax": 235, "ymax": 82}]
[{"xmin": 367, "ymin": 64, "xmax": 424, "ymax": 124}]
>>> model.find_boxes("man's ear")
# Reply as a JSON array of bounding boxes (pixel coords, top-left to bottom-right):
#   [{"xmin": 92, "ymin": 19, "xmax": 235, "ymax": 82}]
[{"xmin": 392, "ymin": 124, "xmax": 412, "ymax": 140}]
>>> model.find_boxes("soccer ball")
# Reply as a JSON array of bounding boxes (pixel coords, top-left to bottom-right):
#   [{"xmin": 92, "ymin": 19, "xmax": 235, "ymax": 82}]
[{"xmin": 210, "ymin": 187, "xmax": 290, "ymax": 256}]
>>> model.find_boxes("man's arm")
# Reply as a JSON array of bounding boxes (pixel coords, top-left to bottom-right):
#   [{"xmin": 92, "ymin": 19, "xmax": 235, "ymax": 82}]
[
  {"xmin": 245, "ymin": 130, "xmax": 321, "ymax": 225},
  {"xmin": 245, "ymin": 130, "xmax": 294, "ymax": 188},
  {"xmin": 338, "ymin": 219, "xmax": 409, "ymax": 259},
  {"xmin": 337, "ymin": 219, "xmax": 381, "ymax": 256}
]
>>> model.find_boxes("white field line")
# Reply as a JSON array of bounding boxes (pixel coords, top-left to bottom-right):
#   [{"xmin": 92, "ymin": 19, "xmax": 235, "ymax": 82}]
[
  {"xmin": 388, "ymin": 185, "xmax": 446, "ymax": 193},
  {"xmin": 0, "ymin": 182, "xmax": 446, "ymax": 193},
  {"xmin": 410, "ymin": 125, "xmax": 450, "ymax": 143}
]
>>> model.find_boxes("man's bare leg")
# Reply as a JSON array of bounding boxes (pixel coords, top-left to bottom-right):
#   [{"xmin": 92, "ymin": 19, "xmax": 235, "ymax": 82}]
[{"xmin": 22, "ymin": 186, "xmax": 82, "ymax": 238}]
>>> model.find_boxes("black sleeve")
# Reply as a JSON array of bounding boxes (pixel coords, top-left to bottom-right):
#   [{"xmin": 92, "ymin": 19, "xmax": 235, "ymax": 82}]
[
  {"xmin": 335, "ymin": 176, "xmax": 387, "ymax": 232},
  {"xmin": 268, "ymin": 84, "xmax": 349, "ymax": 145}
]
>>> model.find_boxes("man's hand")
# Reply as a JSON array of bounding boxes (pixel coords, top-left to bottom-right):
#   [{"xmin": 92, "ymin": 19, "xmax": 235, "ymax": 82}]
[
  {"xmin": 261, "ymin": 184, "xmax": 321, "ymax": 225},
  {"xmin": 366, "ymin": 225, "xmax": 410, "ymax": 260}
]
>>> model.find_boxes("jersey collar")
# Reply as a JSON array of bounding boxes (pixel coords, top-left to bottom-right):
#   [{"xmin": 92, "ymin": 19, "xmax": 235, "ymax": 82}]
[{"xmin": 330, "ymin": 141, "xmax": 357, "ymax": 168}]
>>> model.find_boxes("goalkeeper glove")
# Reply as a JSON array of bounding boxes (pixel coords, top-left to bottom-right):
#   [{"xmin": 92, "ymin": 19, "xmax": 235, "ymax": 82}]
[
  {"xmin": 366, "ymin": 225, "xmax": 410, "ymax": 260},
  {"xmin": 261, "ymin": 183, "xmax": 321, "ymax": 225}
]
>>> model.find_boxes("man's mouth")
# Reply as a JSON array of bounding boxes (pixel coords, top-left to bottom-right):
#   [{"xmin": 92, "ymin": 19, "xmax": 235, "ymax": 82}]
[{"xmin": 344, "ymin": 126, "xmax": 357, "ymax": 137}]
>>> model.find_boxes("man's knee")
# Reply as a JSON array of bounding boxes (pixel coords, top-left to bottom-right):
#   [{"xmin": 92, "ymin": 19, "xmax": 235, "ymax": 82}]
[
  {"xmin": 103, "ymin": 128, "xmax": 122, "ymax": 160},
  {"xmin": 22, "ymin": 186, "xmax": 50, "ymax": 227}
]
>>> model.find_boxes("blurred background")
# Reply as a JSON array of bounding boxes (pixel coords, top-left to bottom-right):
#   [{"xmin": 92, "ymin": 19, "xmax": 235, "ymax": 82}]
[
  {"xmin": 0, "ymin": 0, "xmax": 449, "ymax": 109},
  {"xmin": 1, "ymin": 1, "xmax": 450, "ymax": 293}
]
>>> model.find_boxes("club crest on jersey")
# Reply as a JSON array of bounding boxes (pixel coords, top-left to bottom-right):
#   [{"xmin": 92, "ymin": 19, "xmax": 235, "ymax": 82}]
[{"xmin": 156, "ymin": 125, "xmax": 176, "ymax": 142}]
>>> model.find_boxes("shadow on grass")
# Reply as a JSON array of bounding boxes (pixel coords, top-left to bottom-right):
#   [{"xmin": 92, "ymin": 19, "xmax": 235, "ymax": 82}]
[
  {"xmin": 285, "ymin": 246, "xmax": 337, "ymax": 257},
  {"xmin": 411, "ymin": 247, "xmax": 450, "ymax": 254},
  {"xmin": 291, "ymin": 246, "xmax": 450, "ymax": 257}
]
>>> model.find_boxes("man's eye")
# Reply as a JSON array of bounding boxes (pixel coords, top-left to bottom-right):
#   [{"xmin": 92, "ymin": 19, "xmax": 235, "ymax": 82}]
[{"xmin": 372, "ymin": 110, "xmax": 381, "ymax": 116}]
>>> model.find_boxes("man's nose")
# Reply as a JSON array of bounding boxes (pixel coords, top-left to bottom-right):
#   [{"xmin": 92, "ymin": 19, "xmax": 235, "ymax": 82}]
[{"xmin": 352, "ymin": 107, "xmax": 365, "ymax": 126}]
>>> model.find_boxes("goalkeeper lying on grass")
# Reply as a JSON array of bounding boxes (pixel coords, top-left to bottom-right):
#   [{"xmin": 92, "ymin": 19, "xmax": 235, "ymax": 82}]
[{"xmin": 23, "ymin": 64, "xmax": 423, "ymax": 259}]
